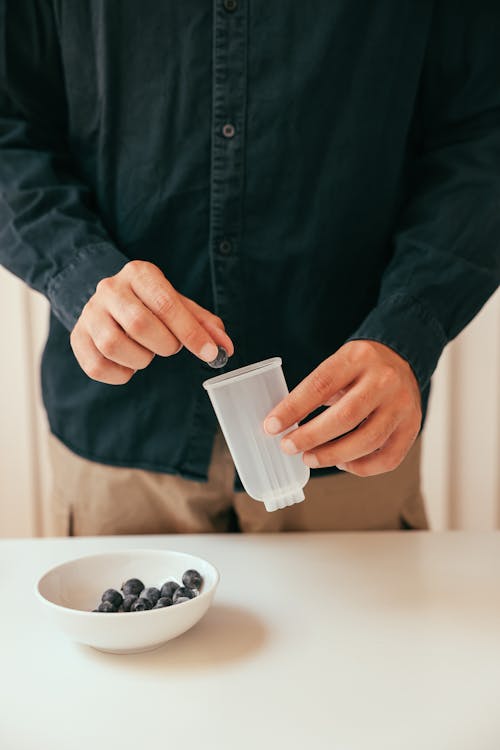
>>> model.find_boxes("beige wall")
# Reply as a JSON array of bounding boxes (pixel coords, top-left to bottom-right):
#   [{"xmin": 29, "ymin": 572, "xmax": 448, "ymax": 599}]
[{"xmin": 0, "ymin": 265, "xmax": 499, "ymax": 536}]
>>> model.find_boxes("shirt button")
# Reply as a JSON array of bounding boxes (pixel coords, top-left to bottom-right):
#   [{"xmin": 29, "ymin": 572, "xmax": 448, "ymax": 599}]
[
  {"xmin": 222, "ymin": 123, "xmax": 235, "ymax": 138},
  {"xmin": 219, "ymin": 239, "xmax": 232, "ymax": 255},
  {"xmin": 223, "ymin": 0, "xmax": 237, "ymax": 11}
]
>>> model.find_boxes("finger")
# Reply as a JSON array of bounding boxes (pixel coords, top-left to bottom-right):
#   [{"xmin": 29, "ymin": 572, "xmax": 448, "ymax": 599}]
[
  {"xmin": 300, "ymin": 406, "xmax": 403, "ymax": 468},
  {"xmin": 104, "ymin": 286, "xmax": 181, "ymax": 357},
  {"xmin": 336, "ymin": 424, "xmax": 418, "ymax": 477},
  {"xmin": 280, "ymin": 381, "xmax": 382, "ymax": 455},
  {"xmin": 264, "ymin": 352, "xmax": 357, "ymax": 435},
  {"xmin": 86, "ymin": 311, "xmax": 155, "ymax": 370},
  {"xmin": 180, "ymin": 296, "xmax": 235, "ymax": 356},
  {"xmin": 324, "ymin": 388, "xmax": 348, "ymax": 407},
  {"xmin": 70, "ymin": 325, "xmax": 135, "ymax": 385},
  {"xmin": 179, "ymin": 295, "xmax": 225, "ymax": 330},
  {"xmin": 129, "ymin": 269, "xmax": 219, "ymax": 362},
  {"xmin": 201, "ymin": 319, "xmax": 234, "ymax": 356}
]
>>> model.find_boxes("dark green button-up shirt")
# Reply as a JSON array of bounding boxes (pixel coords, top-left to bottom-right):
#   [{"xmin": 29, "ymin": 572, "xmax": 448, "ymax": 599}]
[{"xmin": 1, "ymin": 1, "xmax": 499, "ymax": 482}]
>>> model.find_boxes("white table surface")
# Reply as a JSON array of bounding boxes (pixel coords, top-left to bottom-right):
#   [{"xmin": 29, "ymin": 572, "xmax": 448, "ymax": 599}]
[{"xmin": 1, "ymin": 532, "xmax": 500, "ymax": 750}]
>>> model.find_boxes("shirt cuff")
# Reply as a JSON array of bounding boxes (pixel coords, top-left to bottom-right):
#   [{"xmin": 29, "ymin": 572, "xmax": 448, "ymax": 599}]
[
  {"xmin": 346, "ymin": 292, "xmax": 449, "ymax": 394},
  {"xmin": 46, "ymin": 242, "xmax": 129, "ymax": 331}
]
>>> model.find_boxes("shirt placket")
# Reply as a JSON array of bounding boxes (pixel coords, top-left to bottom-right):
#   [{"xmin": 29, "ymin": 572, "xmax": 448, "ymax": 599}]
[
  {"xmin": 209, "ymin": 0, "xmax": 247, "ymax": 368},
  {"xmin": 183, "ymin": 0, "xmax": 248, "ymax": 479}
]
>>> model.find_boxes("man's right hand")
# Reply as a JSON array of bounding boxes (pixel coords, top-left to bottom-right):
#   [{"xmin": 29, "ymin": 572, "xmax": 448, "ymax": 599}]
[{"xmin": 70, "ymin": 260, "xmax": 234, "ymax": 384}]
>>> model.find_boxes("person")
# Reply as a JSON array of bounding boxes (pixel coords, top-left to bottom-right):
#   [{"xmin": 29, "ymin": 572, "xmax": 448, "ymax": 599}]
[{"xmin": 1, "ymin": 1, "xmax": 499, "ymax": 536}]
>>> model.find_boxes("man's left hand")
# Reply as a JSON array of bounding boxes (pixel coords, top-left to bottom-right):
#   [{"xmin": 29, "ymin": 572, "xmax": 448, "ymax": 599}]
[{"xmin": 264, "ymin": 340, "xmax": 422, "ymax": 477}]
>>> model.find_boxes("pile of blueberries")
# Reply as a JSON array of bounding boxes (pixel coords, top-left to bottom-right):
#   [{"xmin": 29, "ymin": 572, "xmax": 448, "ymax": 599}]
[{"xmin": 92, "ymin": 569, "xmax": 203, "ymax": 613}]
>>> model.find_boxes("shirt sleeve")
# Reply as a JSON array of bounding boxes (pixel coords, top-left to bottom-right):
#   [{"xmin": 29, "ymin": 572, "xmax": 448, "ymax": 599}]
[
  {"xmin": 347, "ymin": 0, "xmax": 500, "ymax": 394},
  {"xmin": 0, "ymin": 0, "xmax": 128, "ymax": 331}
]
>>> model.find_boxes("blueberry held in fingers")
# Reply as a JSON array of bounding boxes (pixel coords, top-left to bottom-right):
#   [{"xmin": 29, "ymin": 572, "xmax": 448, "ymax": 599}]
[{"xmin": 207, "ymin": 346, "xmax": 228, "ymax": 369}]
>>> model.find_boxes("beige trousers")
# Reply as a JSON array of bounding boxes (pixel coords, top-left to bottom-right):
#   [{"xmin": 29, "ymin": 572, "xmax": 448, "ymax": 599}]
[{"xmin": 47, "ymin": 430, "xmax": 428, "ymax": 536}]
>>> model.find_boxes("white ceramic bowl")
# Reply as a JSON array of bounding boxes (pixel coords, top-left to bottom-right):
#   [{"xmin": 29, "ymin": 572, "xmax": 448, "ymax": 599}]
[{"xmin": 36, "ymin": 549, "xmax": 219, "ymax": 654}]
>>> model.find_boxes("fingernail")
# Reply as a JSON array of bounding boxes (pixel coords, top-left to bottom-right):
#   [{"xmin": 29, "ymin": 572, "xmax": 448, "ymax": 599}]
[
  {"xmin": 336, "ymin": 463, "xmax": 347, "ymax": 471},
  {"xmin": 303, "ymin": 453, "xmax": 319, "ymax": 468},
  {"xmin": 281, "ymin": 438, "xmax": 297, "ymax": 455},
  {"xmin": 264, "ymin": 416, "xmax": 282, "ymax": 435},
  {"xmin": 200, "ymin": 343, "xmax": 219, "ymax": 363}
]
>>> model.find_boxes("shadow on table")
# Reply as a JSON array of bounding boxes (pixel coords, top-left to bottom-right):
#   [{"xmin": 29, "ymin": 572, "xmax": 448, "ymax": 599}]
[{"xmin": 78, "ymin": 603, "xmax": 268, "ymax": 671}]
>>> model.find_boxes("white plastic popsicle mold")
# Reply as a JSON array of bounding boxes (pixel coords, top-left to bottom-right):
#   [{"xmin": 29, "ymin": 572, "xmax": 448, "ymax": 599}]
[{"xmin": 203, "ymin": 357, "xmax": 310, "ymax": 512}]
